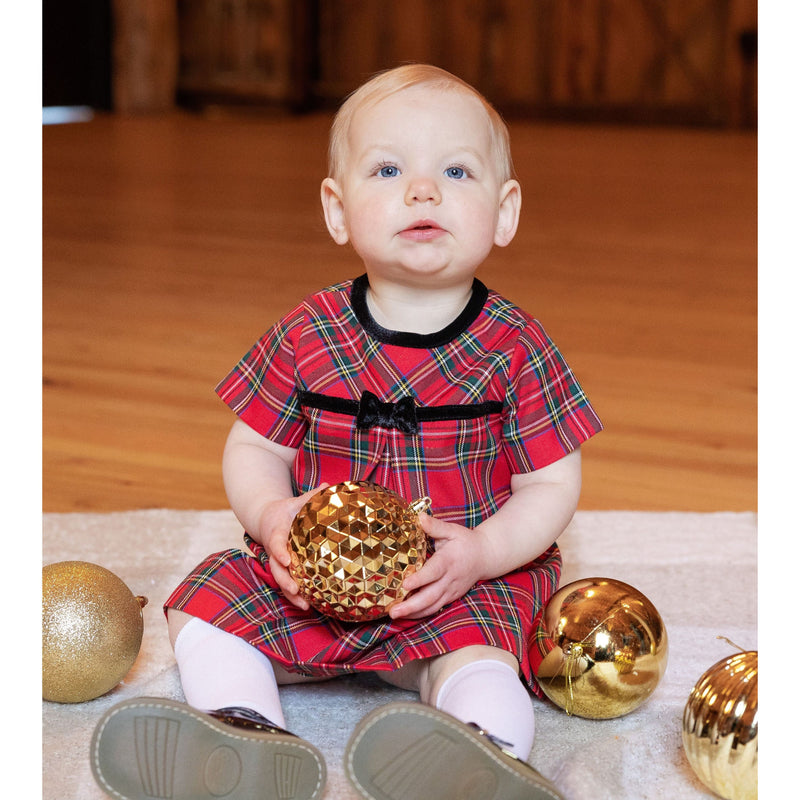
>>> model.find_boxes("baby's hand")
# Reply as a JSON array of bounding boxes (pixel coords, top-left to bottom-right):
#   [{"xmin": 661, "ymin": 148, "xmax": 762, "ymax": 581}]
[
  {"xmin": 257, "ymin": 484, "xmax": 329, "ymax": 611},
  {"xmin": 388, "ymin": 514, "xmax": 487, "ymax": 620}
]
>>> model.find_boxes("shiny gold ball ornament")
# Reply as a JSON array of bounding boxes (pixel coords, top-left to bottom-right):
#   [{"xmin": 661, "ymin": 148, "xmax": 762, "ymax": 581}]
[
  {"xmin": 289, "ymin": 481, "xmax": 430, "ymax": 622},
  {"xmin": 682, "ymin": 650, "xmax": 757, "ymax": 800},
  {"xmin": 530, "ymin": 577, "xmax": 668, "ymax": 718},
  {"xmin": 42, "ymin": 561, "xmax": 147, "ymax": 703}
]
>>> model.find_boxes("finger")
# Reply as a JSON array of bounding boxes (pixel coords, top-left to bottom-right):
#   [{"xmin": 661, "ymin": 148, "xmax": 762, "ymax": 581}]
[
  {"xmin": 286, "ymin": 590, "xmax": 311, "ymax": 611},
  {"xmin": 390, "ymin": 580, "xmax": 450, "ymax": 619},
  {"xmin": 417, "ymin": 513, "xmax": 436, "ymax": 535},
  {"xmin": 271, "ymin": 559, "xmax": 311, "ymax": 610},
  {"xmin": 269, "ymin": 557, "xmax": 295, "ymax": 591},
  {"xmin": 418, "ymin": 513, "xmax": 458, "ymax": 541},
  {"xmin": 271, "ymin": 545, "xmax": 292, "ymax": 568},
  {"xmin": 390, "ymin": 596, "xmax": 444, "ymax": 620},
  {"xmin": 272, "ymin": 484, "xmax": 333, "ymax": 566},
  {"xmin": 266, "ymin": 530, "xmax": 294, "ymax": 567},
  {"xmin": 401, "ymin": 554, "xmax": 444, "ymax": 592},
  {"xmin": 301, "ymin": 482, "xmax": 331, "ymax": 501}
]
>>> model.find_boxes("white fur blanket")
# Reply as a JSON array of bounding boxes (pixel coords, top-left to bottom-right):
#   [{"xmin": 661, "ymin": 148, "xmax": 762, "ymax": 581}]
[{"xmin": 42, "ymin": 509, "xmax": 757, "ymax": 799}]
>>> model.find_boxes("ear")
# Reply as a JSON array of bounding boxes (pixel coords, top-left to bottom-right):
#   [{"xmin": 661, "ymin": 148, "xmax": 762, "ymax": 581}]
[
  {"xmin": 494, "ymin": 179, "xmax": 521, "ymax": 247},
  {"xmin": 320, "ymin": 178, "xmax": 349, "ymax": 245}
]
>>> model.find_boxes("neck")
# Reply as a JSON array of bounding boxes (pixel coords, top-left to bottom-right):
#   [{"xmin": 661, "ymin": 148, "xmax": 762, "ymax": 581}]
[{"xmin": 365, "ymin": 277, "xmax": 474, "ymax": 335}]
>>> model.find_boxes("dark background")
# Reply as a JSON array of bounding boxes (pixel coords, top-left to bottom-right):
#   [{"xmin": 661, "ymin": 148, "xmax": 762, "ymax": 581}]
[
  {"xmin": 41, "ymin": 0, "xmax": 756, "ymax": 127},
  {"xmin": 42, "ymin": 0, "xmax": 113, "ymax": 109}
]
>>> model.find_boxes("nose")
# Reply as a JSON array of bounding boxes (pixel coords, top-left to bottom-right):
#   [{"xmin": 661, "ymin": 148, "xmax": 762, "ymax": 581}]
[{"xmin": 404, "ymin": 174, "xmax": 441, "ymax": 205}]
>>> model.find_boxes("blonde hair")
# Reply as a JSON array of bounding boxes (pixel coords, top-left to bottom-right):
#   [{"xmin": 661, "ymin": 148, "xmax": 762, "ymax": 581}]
[{"xmin": 327, "ymin": 64, "xmax": 515, "ymax": 183}]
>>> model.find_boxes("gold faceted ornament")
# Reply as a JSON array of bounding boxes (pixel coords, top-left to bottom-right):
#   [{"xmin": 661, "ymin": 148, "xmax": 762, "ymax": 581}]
[
  {"xmin": 530, "ymin": 577, "xmax": 668, "ymax": 719},
  {"xmin": 289, "ymin": 481, "xmax": 430, "ymax": 622},
  {"xmin": 42, "ymin": 561, "xmax": 147, "ymax": 703},
  {"xmin": 682, "ymin": 648, "xmax": 757, "ymax": 800}
]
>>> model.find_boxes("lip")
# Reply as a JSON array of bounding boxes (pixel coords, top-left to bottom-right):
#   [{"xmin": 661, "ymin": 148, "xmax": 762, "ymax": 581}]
[{"xmin": 398, "ymin": 219, "xmax": 447, "ymax": 241}]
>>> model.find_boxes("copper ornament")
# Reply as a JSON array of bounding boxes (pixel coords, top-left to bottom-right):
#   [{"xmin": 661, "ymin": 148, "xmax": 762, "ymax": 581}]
[
  {"xmin": 42, "ymin": 560, "xmax": 147, "ymax": 703},
  {"xmin": 531, "ymin": 577, "xmax": 668, "ymax": 719},
  {"xmin": 289, "ymin": 481, "xmax": 430, "ymax": 622},
  {"xmin": 682, "ymin": 650, "xmax": 757, "ymax": 800}
]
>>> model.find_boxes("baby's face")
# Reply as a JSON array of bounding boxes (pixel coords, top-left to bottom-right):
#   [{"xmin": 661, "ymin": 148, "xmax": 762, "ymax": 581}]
[{"xmin": 325, "ymin": 85, "xmax": 519, "ymax": 289}]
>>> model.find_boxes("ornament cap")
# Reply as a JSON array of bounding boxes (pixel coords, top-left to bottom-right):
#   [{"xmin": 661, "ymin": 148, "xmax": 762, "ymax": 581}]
[{"xmin": 409, "ymin": 496, "xmax": 432, "ymax": 515}]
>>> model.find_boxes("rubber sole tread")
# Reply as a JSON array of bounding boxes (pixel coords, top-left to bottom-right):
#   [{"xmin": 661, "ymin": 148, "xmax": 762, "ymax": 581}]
[
  {"xmin": 90, "ymin": 697, "xmax": 326, "ymax": 800},
  {"xmin": 345, "ymin": 702, "xmax": 563, "ymax": 800}
]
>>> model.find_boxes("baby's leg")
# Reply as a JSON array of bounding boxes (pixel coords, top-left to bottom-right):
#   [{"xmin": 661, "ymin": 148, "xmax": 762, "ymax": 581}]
[
  {"xmin": 350, "ymin": 647, "xmax": 560, "ymax": 799},
  {"xmin": 425, "ymin": 645, "xmax": 535, "ymax": 760},
  {"xmin": 91, "ymin": 609, "xmax": 327, "ymax": 799},
  {"xmin": 375, "ymin": 644, "xmax": 534, "ymax": 760},
  {"xmin": 168, "ymin": 608, "xmax": 287, "ymax": 725}
]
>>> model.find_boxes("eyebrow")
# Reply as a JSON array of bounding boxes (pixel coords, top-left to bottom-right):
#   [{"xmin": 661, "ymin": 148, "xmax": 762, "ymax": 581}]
[{"xmin": 358, "ymin": 144, "xmax": 489, "ymax": 164}]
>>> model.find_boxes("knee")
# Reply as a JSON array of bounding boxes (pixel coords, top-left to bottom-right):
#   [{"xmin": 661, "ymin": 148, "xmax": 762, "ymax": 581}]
[
  {"xmin": 422, "ymin": 645, "xmax": 519, "ymax": 706},
  {"xmin": 166, "ymin": 608, "xmax": 195, "ymax": 649}
]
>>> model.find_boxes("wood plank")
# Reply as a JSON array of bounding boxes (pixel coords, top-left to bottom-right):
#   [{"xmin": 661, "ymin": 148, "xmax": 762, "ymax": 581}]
[{"xmin": 42, "ymin": 111, "xmax": 757, "ymax": 511}]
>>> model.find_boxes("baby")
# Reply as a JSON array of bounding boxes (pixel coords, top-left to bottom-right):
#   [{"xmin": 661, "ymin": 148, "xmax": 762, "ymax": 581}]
[{"xmin": 91, "ymin": 64, "xmax": 602, "ymax": 800}]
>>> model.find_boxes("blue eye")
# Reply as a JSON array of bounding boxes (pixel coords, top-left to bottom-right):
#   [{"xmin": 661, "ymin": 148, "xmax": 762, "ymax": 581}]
[
  {"xmin": 378, "ymin": 165, "xmax": 399, "ymax": 178},
  {"xmin": 445, "ymin": 166, "xmax": 466, "ymax": 179}
]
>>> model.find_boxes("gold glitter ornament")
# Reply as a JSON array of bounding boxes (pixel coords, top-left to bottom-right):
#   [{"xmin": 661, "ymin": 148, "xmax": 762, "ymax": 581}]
[
  {"xmin": 289, "ymin": 481, "xmax": 430, "ymax": 622},
  {"xmin": 42, "ymin": 561, "xmax": 147, "ymax": 703},
  {"xmin": 682, "ymin": 649, "xmax": 757, "ymax": 800},
  {"xmin": 530, "ymin": 577, "xmax": 668, "ymax": 719}
]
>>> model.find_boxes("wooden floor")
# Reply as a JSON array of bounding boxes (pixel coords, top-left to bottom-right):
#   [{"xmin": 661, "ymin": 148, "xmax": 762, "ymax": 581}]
[{"xmin": 43, "ymin": 110, "xmax": 757, "ymax": 513}]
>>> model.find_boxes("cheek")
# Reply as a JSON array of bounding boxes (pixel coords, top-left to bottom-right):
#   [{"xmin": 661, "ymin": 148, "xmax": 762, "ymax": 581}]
[
  {"xmin": 457, "ymin": 198, "xmax": 500, "ymax": 244},
  {"xmin": 343, "ymin": 194, "xmax": 393, "ymax": 243},
  {"xmin": 344, "ymin": 209, "xmax": 378, "ymax": 246},
  {"xmin": 342, "ymin": 210, "xmax": 386, "ymax": 260}
]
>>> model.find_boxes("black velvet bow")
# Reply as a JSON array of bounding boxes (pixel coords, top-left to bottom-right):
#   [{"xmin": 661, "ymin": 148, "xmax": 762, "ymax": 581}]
[{"xmin": 356, "ymin": 390, "xmax": 418, "ymax": 434}]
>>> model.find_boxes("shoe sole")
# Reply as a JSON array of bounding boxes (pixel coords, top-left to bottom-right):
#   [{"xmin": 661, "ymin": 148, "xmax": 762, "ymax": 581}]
[
  {"xmin": 345, "ymin": 702, "xmax": 562, "ymax": 800},
  {"xmin": 90, "ymin": 697, "xmax": 326, "ymax": 800}
]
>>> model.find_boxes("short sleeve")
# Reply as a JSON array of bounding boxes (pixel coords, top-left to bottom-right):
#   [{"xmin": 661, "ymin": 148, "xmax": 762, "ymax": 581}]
[
  {"xmin": 215, "ymin": 305, "xmax": 308, "ymax": 448},
  {"xmin": 502, "ymin": 319, "xmax": 602, "ymax": 472}
]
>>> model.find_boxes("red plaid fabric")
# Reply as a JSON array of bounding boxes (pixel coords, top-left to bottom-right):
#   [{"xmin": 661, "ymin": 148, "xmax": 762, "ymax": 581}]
[
  {"xmin": 215, "ymin": 276, "xmax": 603, "ymax": 525},
  {"xmin": 166, "ymin": 538, "xmax": 561, "ymax": 695},
  {"xmin": 166, "ymin": 276, "xmax": 602, "ymax": 691}
]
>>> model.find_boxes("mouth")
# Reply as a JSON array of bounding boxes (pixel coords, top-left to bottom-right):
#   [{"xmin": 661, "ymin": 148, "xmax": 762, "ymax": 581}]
[
  {"xmin": 407, "ymin": 219, "xmax": 441, "ymax": 231},
  {"xmin": 399, "ymin": 219, "xmax": 445, "ymax": 240}
]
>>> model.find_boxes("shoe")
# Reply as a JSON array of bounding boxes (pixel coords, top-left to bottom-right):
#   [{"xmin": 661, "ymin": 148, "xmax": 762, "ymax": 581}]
[
  {"xmin": 208, "ymin": 705, "xmax": 297, "ymax": 733},
  {"xmin": 345, "ymin": 702, "xmax": 563, "ymax": 800},
  {"xmin": 90, "ymin": 697, "xmax": 326, "ymax": 800}
]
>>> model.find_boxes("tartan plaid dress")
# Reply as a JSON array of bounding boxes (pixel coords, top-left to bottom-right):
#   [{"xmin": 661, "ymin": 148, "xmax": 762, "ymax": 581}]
[{"xmin": 165, "ymin": 275, "xmax": 602, "ymax": 694}]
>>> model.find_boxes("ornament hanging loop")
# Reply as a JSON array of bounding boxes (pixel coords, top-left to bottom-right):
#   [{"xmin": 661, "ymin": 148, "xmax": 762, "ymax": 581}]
[
  {"xmin": 563, "ymin": 642, "xmax": 585, "ymax": 716},
  {"xmin": 716, "ymin": 635, "xmax": 746, "ymax": 653}
]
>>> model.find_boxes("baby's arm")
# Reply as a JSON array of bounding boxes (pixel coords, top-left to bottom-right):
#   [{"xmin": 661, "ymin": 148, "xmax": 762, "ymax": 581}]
[
  {"xmin": 222, "ymin": 418, "xmax": 322, "ymax": 610},
  {"xmin": 390, "ymin": 448, "xmax": 582, "ymax": 619}
]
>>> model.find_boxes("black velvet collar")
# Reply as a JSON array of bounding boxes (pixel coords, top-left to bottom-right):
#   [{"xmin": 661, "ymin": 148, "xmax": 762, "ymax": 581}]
[{"xmin": 350, "ymin": 274, "xmax": 489, "ymax": 349}]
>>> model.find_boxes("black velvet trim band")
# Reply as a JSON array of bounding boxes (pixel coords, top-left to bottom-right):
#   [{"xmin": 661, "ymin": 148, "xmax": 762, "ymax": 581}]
[
  {"xmin": 416, "ymin": 401, "xmax": 504, "ymax": 421},
  {"xmin": 299, "ymin": 389, "xmax": 502, "ymax": 432},
  {"xmin": 350, "ymin": 274, "xmax": 489, "ymax": 348}
]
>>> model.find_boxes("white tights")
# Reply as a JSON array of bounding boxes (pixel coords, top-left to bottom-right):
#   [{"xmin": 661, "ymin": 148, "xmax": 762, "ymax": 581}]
[
  {"xmin": 173, "ymin": 617, "xmax": 535, "ymax": 759},
  {"xmin": 434, "ymin": 659, "xmax": 535, "ymax": 760},
  {"xmin": 173, "ymin": 616, "xmax": 286, "ymax": 728}
]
